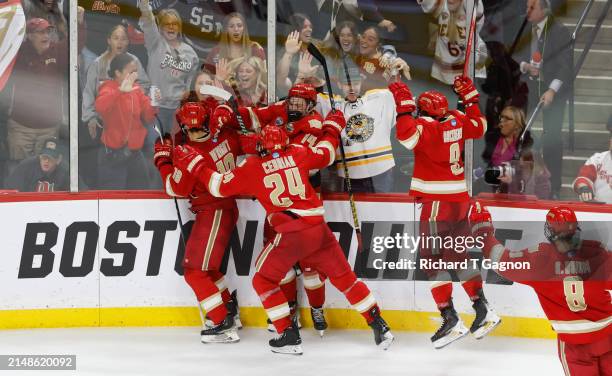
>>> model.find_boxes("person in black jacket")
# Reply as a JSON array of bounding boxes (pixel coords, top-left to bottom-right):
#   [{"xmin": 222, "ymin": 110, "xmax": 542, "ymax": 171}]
[
  {"xmin": 513, "ymin": 0, "xmax": 572, "ymax": 198},
  {"xmin": 4, "ymin": 137, "xmax": 83, "ymax": 192}
]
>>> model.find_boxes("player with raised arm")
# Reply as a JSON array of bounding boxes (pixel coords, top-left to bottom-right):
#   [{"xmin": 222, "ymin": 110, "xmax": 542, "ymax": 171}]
[
  {"xmin": 169, "ymin": 110, "xmax": 394, "ymax": 355},
  {"xmin": 211, "ymin": 83, "xmax": 330, "ymax": 335},
  {"xmin": 470, "ymin": 203, "xmax": 611, "ymax": 375},
  {"xmin": 153, "ymin": 102, "xmax": 242, "ymax": 344},
  {"xmin": 390, "ymin": 77, "xmax": 500, "ymax": 348}
]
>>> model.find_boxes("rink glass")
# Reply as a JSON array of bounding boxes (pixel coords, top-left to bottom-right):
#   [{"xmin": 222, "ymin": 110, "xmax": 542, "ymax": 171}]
[{"xmin": 0, "ymin": 0, "xmax": 607, "ymax": 210}]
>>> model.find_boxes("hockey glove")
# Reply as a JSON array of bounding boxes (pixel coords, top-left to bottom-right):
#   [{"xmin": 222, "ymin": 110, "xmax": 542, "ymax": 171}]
[
  {"xmin": 389, "ymin": 82, "xmax": 416, "ymax": 116},
  {"xmin": 469, "ymin": 201, "xmax": 494, "ymax": 237},
  {"xmin": 453, "ymin": 75, "xmax": 479, "ymax": 105},
  {"xmin": 210, "ymin": 104, "xmax": 235, "ymax": 138},
  {"xmin": 322, "ymin": 110, "xmax": 346, "ymax": 139},
  {"xmin": 239, "ymin": 132, "xmax": 261, "ymax": 155},
  {"xmin": 577, "ymin": 185, "xmax": 594, "ymax": 202},
  {"xmin": 153, "ymin": 134, "xmax": 173, "ymax": 170}
]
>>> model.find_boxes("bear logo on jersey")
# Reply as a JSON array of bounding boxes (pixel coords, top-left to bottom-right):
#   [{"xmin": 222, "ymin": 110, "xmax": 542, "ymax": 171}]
[{"xmin": 345, "ymin": 113, "xmax": 374, "ymax": 143}]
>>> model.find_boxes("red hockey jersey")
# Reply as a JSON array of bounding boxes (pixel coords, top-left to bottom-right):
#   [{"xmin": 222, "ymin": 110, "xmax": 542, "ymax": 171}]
[
  {"xmin": 396, "ymin": 105, "xmax": 486, "ymax": 201},
  {"xmin": 482, "ymin": 236, "xmax": 611, "ymax": 344},
  {"xmin": 159, "ymin": 128, "xmax": 242, "ymax": 211},
  {"xmin": 199, "ymin": 136, "xmax": 338, "ymax": 228}
]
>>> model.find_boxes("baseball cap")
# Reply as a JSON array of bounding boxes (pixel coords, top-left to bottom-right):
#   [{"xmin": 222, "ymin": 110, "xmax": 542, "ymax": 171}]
[
  {"xmin": 40, "ymin": 138, "xmax": 62, "ymax": 159},
  {"xmin": 27, "ymin": 18, "xmax": 52, "ymax": 33}
]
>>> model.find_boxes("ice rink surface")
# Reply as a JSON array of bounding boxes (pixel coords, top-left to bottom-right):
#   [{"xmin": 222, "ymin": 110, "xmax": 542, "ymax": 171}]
[{"xmin": 0, "ymin": 327, "xmax": 563, "ymax": 376}]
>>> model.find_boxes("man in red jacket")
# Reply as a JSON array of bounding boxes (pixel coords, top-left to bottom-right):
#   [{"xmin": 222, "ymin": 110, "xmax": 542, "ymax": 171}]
[
  {"xmin": 7, "ymin": 11, "xmax": 85, "ymax": 163},
  {"xmin": 470, "ymin": 203, "xmax": 611, "ymax": 375},
  {"xmin": 154, "ymin": 101, "xmax": 243, "ymax": 344},
  {"xmin": 169, "ymin": 110, "xmax": 394, "ymax": 355}
]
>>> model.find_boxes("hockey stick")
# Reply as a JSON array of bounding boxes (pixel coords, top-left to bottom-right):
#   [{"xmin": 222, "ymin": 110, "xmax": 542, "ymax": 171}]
[
  {"xmin": 306, "ymin": 42, "xmax": 363, "ymax": 253},
  {"xmin": 463, "ymin": 0, "xmax": 478, "ymax": 78},
  {"xmin": 153, "ymin": 119, "xmax": 188, "ymax": 250},
  {"xmin": 200, "ymin": 84, "xmax": 249, "ymax": 135}
]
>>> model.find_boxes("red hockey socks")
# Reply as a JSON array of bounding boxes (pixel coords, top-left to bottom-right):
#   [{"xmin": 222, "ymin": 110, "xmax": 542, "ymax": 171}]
[
  {"xmin": 303, "ymin": 270, "xmax": 326, "ymax": 308},
  {"xmin": 208, "ymin": 270, "xmax": 231, "ymax": 303},
  {"xmin": 279, "ymin": 267, "xmax": 298, "ymax": 303},
  {"xmin": 330, "ymin": 271, "xmax": 376, "ymax": 323},
  {"xmin": 184, "ymin": 268, "xmax": 228, "ymax": 325},
  {"xmin": 253, "ymin": 272, "xmax": 293, "ymax": 334},
  {"xmin": 462, "ymin": 278, "xmax": 484, "ymax": 301},
  {"xmin": 431, "ymin": 282, "xmax": 453, "ymax": 309}
]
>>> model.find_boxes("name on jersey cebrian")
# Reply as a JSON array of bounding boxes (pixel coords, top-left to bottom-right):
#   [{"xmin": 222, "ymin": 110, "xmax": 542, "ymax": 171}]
[
  {"xmin": 262, "ymin": 155, "xmax": 296, "ymax": 174},
  {"xmin": 373, "ymin": 258, "xmax": 531, "ymax": 272}
]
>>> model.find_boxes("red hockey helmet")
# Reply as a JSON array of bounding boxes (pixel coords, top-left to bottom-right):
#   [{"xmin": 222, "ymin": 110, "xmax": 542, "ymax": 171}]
[
  {"xmin": 260, "ymin": 125, "xmax": 289, "ymax": 152},
  {"xmin": 288, "ymin": 83, "xmax": 317, "ymax": 103},
  {"xmin": 417, "ymin": 91, "xmax": 448, "ymax": 118},
  {"xmin": 544, "ymin": 206, "xmax": 580, "ymax": 244},
  {"xmin": 176, "ymin": 102, "xmax": 209, "ymax": 131}
]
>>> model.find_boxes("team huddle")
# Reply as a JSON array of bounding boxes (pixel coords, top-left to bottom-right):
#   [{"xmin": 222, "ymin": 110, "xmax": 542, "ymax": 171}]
[{"xmin": 151, "ymin": 75, "xmax": 610, "ymax": 375}]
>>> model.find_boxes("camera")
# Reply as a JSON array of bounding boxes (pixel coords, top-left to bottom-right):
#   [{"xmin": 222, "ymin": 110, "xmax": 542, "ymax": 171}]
[{"xmin": 484, "ymin": 162, "xmax": 515, "ymax": 185}]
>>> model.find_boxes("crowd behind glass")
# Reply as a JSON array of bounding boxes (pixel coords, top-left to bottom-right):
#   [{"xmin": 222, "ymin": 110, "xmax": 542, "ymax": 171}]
[{"xmin": 1, "ymin": 0, "xmax": 610, "ymax": 205}]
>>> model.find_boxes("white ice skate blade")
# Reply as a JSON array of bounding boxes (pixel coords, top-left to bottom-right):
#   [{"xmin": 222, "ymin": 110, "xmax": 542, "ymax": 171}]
[
  {"xmin": 270, "ymin": 344, "xmax": 303, "ymax": 355},
  {"xmin": 433, "ymin": 321, "xmax": 469, "ymax": 349},
  {"xmin": 317, "ymin": 330, "xmax": 325, "ymax": 337},
  {"xmin": 201, "ymin": 329, "xmax": 240, "ymax": 344},
  {"xmin": 472, "ymin": 313, "xmax": 502, "ymax": 340},
  {"xmin": 379, "ymin": 332, "xmax": 395, "ymax": 350}
]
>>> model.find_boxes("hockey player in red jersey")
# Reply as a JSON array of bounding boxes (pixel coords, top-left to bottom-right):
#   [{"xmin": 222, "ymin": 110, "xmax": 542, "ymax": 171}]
[
  {"xmin": 211, "ymin": 83, "xmax": 330, "ymax": 335},
  {"xmin": 470, "ymin": 203, "xmax": 611, "ymax": 375},
  {"xmin": 153, "ymin": 102, "xmax": 242, "ymax": 344},
  {"xmin": 390, "ymin": 77, "xmax": 501, "ymax": 348},
  {"xmin": 169, "ymin": 110, "xmax": 394, "ymax": 354}
]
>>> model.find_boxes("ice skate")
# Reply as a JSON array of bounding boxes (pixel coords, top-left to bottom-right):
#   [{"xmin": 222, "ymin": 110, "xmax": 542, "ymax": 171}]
[
  {"xmin": 431, "ymin": 302, "xmax": 468, "ymax": 349},
  {"xmin": 368, "ymin": 306, "xmax": 394, "ymax": 350},
  {"xmin": 269, "ymin": 323, "xmax": 303, "ymax": 355},
  {"xmin": 201, "ymin": 314, "xmax": 240, "ymax": 344},
  {"xmin": 470, "ymin": 292, "xmax": 501, "ymax": 339},
  {"xmin": 310, "ymin": 306, "xmax": 327, "ymax": 337},
  {"xmin": 228, "ymin": 290, "xmax": 243, "ymax": 329}
]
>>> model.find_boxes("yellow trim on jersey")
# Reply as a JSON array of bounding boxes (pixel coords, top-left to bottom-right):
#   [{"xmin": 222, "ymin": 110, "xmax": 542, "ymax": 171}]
[
  {"xmin": 0, "ymin": 307, "xmax": 557, "ymax": 339},
  {"xmin": 340, "ymin": 145, "xmax": 393, "ymax": 159},
  {"xmin": 339, "ymin": 154, "xmax": 394, "ymax": 169}
]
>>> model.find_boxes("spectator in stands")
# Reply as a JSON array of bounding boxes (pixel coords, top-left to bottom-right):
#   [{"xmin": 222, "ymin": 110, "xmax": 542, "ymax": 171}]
[
  {"xmin": 419, "ymin": 0, "xmax": 487, "ymax": 86},
  {"xmin": 22, "ymin": 0, "xmax": 66, "ymax": 42},
  {"xmin": 95, "ymin": 53, "xmax": 157, "ymax": 190},
  {"xmin": 5, "ymin": 137, "xmax": 78, "ymax": 192},
  {"xmin": 318, "ymin": 62, "xmax": 397, "ymax": 193},
  {"xmin": 232, "ymin": 56, "xmax": 267, "ymax": 107},
  {"xmin": 480, "ymin": 106, "xmax": 551, "ymax": 199},
  {"xmin": 139, "ymin": 0, "xmax": 199, "ymax": 134},
  {"xmin": 515, "ymin": 0, "xmax": 572, "ymax": 199},
  {"xmin": 356, "ymin": 26, "xmax": 410, "ymax": 92},
  {"xmin": 7, "ymin": 12, "xmax": 85, "ymax": 165},
  {"xmin": 277, "ymin": 13, "xmax": 324, "ymax": 96},
  {"xmin": 326, "ymin": 21, "xmax": 359, "ymax": 93},
  {"xmin": 204, "ymin": 12, "xmax": 266, "ymax": 71},
  {"xmin": 573, "ymin": 118, "xmax": 612, "ymax": 204},
  {"xmin": 82, "ymin": 24, "xmax": 150, "ymax": 142}
]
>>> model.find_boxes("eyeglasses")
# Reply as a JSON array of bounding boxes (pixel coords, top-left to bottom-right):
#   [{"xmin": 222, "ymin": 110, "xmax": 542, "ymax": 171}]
[{"xmin": 499, "ymin": 115, "xmax": 514, "ymax": 122}]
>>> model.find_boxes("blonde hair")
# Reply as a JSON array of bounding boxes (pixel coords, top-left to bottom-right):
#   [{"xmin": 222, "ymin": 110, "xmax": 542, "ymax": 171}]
[
  {"xmin": 501, "ymin": 106, "xmax": 526, "ymax": 135},
  {"xmin": 218, "ymin": 12, "xmax": 260, "ymax": 60},
  {"xmin": 230, "ymin": 55, "xmax": 267, "ymax": 94},
  {"xmin": 157, "ymin": 9, "xmax": 182, "ymax": 35}
]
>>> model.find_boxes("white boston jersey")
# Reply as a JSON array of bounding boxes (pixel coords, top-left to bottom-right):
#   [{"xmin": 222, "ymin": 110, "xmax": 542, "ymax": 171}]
[{"xmin": 317, "ymin": 89, "xmax": 397, "ymax": 179}]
